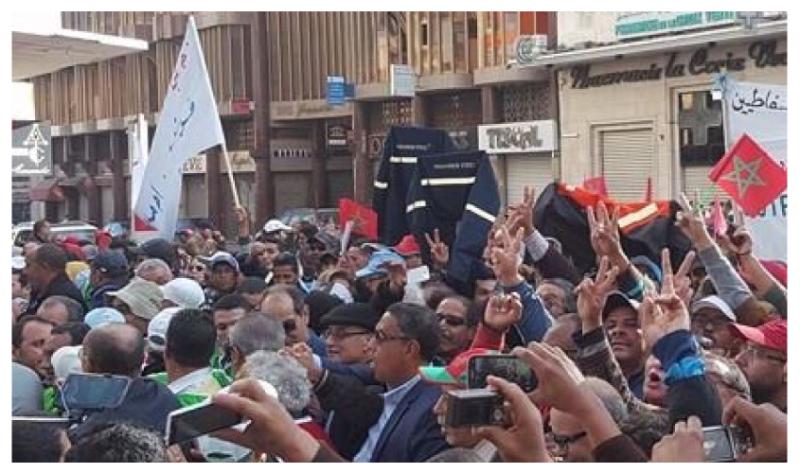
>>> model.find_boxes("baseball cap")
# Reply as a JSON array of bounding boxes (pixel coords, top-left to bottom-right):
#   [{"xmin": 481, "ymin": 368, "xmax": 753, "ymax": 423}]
[
  {"xmin": 147, "ymin": 307, "xmax": 180, "ymax": 352},
  {"xmin": 82, "ymin": 244, "xmax": 100, "ymax": 262},
  {"xmin": 84, "ymin": 307, "xmax": 126, "ymax": 329},
  {"xmin": 320, "ymin": 303, "xmax": 380, "ymax": 331},
  {"xmin": 729, "ymin": 319, "xmax": 787, "ymax": 354},
  {"xmin": 759, "ymin": 260, "xmax": 787, "ymax": 287},
  {"xmin": 393, "ymin": 235, "xmax": 421, "ymax": 257},
  {"xmin": 107, "ymin": 279, "xmax": 164, "ymax": 321},
  {"xmin": 263, "ymin": 219, "xmax": 293, "ymax": 234},
  {"xmin": 91, "ymin": 250, "xmax": 129, "ymax": 278},
  {"xmin": 161, "ymin": 277, "xmax": 205, "ymax": 309},
  {"xmin": 602, "ymin": 291, "xmax": 641, "ymax": 319},
  {"xmin": 51, "ymin": 345, "xmax": 83, "ymax": 383},
  {"xmin": 355, "ymin": 249, "xmax": 404, "ymax": 280},
  {"xmin": 201, "ymin": 251, "xmax": 240, "ymax": 272},
  {"xmin": 135, "ymin": 238, "xmax": 176, "ymax": 268},
  {"xmin": 419, "ymin": 348, "xmax": 494, "ymax": 386},
  {"xmin": 691, "ymin": 295, "xmax": 735, "ymax": 322},
  {"xmin": 631, "ymin": 255, "xmax": 662, "ymax": 286}
]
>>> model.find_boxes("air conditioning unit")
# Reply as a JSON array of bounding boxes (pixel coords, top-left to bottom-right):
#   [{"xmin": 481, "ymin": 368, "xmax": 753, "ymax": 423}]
[{"xmin": 514, "ymin": 35, "xmax": 548, "ymax": 66}]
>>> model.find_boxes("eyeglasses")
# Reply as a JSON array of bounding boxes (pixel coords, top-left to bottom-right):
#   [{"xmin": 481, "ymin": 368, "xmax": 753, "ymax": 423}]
[
  {"xmin": 740, "ymin": 344, "xmax": 786, "ymax": 364},
  {"xmin": 374, "ymin": 331, "xmax": 411, "ymax": 344},
  {"xmin": 436, "ymin": 313, "xmax": 467, "ymax": 327},
  {"xmin": 323, "ymin": 328, "xmax": 372, "ymax": 340},
  {"xmin": 552, "ymin": 431, "xmax": 587, "ymax": 450}
]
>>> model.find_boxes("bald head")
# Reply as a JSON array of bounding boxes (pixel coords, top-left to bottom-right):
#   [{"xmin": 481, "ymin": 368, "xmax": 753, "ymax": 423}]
[
  {"xmin": 83, "ymin": 324, "xmax": 145, "ymax": 377},
  {"xmin": 261, "ymin": 291, "xmax": 295, "ymax": 320},
  {"xmin": 542, "ymin": 313, "xmax": 580, "ymax": 358}
]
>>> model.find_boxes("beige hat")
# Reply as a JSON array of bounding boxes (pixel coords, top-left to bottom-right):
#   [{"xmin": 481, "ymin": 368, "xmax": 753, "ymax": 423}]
[{"xmin": 107, "ymin": 279, "xmax": 163, "ymax": 321}]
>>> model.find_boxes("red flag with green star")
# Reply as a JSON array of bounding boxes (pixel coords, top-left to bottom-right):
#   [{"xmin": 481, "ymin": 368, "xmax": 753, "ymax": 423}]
[{"xmin": 708, "ymin": 133, "xmax": 787, "ymax": 217}]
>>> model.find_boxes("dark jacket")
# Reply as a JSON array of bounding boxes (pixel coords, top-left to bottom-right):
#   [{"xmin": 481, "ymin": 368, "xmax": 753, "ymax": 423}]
[
  {"xmin": 368, "ymin": 379, "xmax": 448, "ymax": 462},
  {"xmin": 26, "ymin": 272, "xmax": 88, "ymax": 316},
  {"xmin": 68, "ymin": 377, "xmax": 181, "ymax": 441},
  {"xmin": 592, "ymin": 434, "xmax": 649, "ymax": 462},
  {"xmin": 89, "ymin": 278, "xmax": 128, "ymax": 310},
  {"xmin": 315, "ymin": 370, "xmax": 384, "ymax": 460}
]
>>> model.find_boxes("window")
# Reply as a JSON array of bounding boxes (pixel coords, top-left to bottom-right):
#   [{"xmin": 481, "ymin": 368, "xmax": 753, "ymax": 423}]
[{"xmin": 678, "ymin": 91, "xmax": 725, "ymax": 167}]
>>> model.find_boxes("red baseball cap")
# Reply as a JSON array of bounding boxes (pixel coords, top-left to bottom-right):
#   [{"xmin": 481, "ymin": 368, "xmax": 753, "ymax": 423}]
[
  {"xmin": 393, "ymin": 234, "xmax": 421, "ymax": 257},
  {"xmin": 729, "ymin": 319, "xmax": 787, "ymax": 354},
  {"xmin": 759, "ymin": 260, "xmax": 787, "ymax": 287}
]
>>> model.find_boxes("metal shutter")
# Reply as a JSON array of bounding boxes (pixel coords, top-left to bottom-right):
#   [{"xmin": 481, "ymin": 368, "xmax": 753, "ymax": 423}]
[
  {"xmin": 682, "ymin": 165, "xmax": 724, "ymax": 200},
  {"xmin": 600, "ymin": 128, "xmax": 655, "ymax": 202},
  {"xmin": 506, "ymin": 155, "xmax": 553, "ymax": 206}
]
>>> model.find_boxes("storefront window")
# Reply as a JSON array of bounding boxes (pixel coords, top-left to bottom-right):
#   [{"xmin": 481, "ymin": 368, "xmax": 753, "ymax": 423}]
[{"xmin": 678, "ymin": 90, "xmax": 725, "ymax": 166}]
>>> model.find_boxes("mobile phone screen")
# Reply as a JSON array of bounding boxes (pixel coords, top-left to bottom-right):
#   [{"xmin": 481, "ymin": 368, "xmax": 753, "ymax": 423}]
[
  {"xmin": 166, "ymin": 402, "xmax": 243, "ymax": 445},
  {"xmin": 702, "ymin": 426, "xmax": 735, "ymax": 462},
  {"xmin": 468, "ymin": 355, "xmax": 538, "ymax": 392},
  {"xmin": 61, "ymin": 373, "xmax": 131, "ymax": 411}
]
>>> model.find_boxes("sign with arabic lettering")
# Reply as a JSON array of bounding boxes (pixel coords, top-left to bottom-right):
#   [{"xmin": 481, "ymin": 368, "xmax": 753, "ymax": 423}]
[
  {"xmin": 570, "ymin": 40, "xmax": 786, "ymax": 89},
  {"xmin": 132, "ymin": 16, "xmax": 226, "ymax": 240},
  {"xmin": 478, "ymin": 120, "xmax": 557, "ymax": 154},
  {"xmin": 12, "ymin": 122, "xmax": 52, "ymax": 175},
  {"xmin": 615, "ymin": 11, "xmax": 737, "ymax": 39},
  {"xmin": 723, "ymin": 80, "xmax": 787, "ymax": 261}
]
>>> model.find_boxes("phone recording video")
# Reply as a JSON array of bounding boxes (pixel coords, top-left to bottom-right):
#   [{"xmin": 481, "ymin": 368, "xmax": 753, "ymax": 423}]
[
  {"xmin": 702, "ymin": 425, "xmax": 751, "ymax": 462},
  {"xmin": 61, "ymin": 373, "xmax": 131, "ymax": 411},
  {"xmin": 166, "ymin": 399, "xmax": 243, "ymax": 445},
  {"xmin": 467, "ymin": 354, "xmax": 538, "ymax": 392}
]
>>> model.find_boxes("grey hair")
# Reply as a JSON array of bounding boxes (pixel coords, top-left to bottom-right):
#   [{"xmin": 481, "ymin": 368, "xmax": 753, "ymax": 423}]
[
  {"xmin": 135, "ymin": 258, "xmax": 172, "ymax": 278},
  {"xmin": 229, "ymin": 312, "xmax": 286, "ymax": 355},
  {"xmin": 426, "ymin": 447, "xmax": 485, "ymax": 462},
  {"xmin": 40, "ymin": 295, "xmax": 84, "ymax": 322},
  {"xmin": 64, "ymin": 423, "xmax": 167, "ymax": 462},
  {"xmin": 582, "ymin": 377, "xmax": 629, "ymax": 425},
  {"xmin": 243, "ymin": 350, "xmax": 311, "ymax": 415}
]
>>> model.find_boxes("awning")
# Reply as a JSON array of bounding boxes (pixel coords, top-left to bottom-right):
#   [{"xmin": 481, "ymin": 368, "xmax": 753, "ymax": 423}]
[{"xmin": 29, "ymin": 179, "xmax": 64, "ymax": 202}]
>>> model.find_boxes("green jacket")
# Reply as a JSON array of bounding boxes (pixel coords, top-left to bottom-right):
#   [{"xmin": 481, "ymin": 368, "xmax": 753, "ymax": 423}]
[{"xmin": 148, "ymin": 369, "xmax": 232, "ymax": 407}]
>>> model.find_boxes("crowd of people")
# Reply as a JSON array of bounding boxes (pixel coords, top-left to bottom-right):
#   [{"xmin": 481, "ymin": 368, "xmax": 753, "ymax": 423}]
[{"xmin": 11, "ymin": 188, "xmax": 787, "ymax": 462}]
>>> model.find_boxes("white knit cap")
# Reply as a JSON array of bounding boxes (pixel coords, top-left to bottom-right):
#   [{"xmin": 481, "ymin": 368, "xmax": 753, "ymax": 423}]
[{"xmin": 52, "ymin": 345, "xmax": 83, "ymax": 383}]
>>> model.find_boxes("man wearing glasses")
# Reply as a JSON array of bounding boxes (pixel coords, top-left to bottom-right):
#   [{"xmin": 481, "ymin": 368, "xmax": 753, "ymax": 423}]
[
  {"xmin": 730, "ymin": 319, "xmax": 787, "ymax": 412},
  {"xmin": 434, "ymin": 295, "xmax": 478, "ymax": 364}
]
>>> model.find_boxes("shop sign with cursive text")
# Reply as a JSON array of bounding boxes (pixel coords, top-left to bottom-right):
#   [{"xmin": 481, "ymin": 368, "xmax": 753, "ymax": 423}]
[{"xmin": 570, "ymin": 40, "xmax": 786, "ymax": 89}]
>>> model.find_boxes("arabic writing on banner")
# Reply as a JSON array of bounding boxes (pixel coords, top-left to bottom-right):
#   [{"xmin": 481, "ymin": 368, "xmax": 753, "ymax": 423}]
[
  {"xmin": 132, "ymin": 16, "xmax": 225, "ymax": 241},
  {"xmin": 724, "ymin": 80, "xmax": 787, "ymax": 261}
]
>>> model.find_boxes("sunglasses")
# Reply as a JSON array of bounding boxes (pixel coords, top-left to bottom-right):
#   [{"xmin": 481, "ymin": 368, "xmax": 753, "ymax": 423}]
[{"xmin": 436, "ymin": 312, "xmax": 467, "ymax": 327}]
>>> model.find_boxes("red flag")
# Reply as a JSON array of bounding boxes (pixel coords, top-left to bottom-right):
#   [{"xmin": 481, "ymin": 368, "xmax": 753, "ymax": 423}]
[
  {"xmin": 709, "ymin": 133, "xmax": 787, "ymax": 217},
  {"xmin": 338, "ymin": 198, "xmax": 377, "ymax": 240},
  {"xmin": 644, "ymin": 177, "xmax": 653, "ymax": 202},
  {"xmin": 582, "ymin": 176, "xmax": 608, "ymax": 198},
  {"xmin": 709, "ymin": 196, "xmax": 728, "ymax": 237}
]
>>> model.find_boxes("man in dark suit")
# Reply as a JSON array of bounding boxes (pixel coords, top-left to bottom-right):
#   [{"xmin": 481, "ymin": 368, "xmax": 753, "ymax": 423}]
[{"xmin": 351, "ymin": 302, "xmax": 448, "ymax": 462}]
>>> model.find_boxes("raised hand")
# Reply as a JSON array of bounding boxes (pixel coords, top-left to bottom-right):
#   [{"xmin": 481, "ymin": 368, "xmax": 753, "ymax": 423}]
[
  {"xmin": 483, "ymin": 292, "xmax": 523, "ymax": 332},
  {"xmin": 676, "ymin": 193, "xmax": 714, "ymax": 250},
  {"xmin": 722, "ymin": 396, "xmax": 787, "ymax": 462},
  {"xmin": 574, "ymin": 256, "xmax": 620, "ymax": 333},
  {"xmin": 283, "ymin": 343, "xmax": 322, "ymax": 384},
  {"xmin": 672, "ymin": 249, "xmax": 696, "ymax": 308},
  {"xmin": 514, "ymin": 344, "xmax": 586, "ymax": 414},
  {"xmin": 424, "ymin": 229, "xmax": 450, "ymax": 270},
  {"xmin": 474, "ymin": 376, "xmax": 551, "ymax": 462},
  {"xmin": 586, "ymin": 201, "xmax": 623, "ymax": 259},
  {"xmin": 506, "ymin": 185, "xmax": 536, "ymax": 238},
  {"xmin": 640, "ymin": 248, "xmax": 691, "ymax": 352},
  {"xmin": 651, "ymin": 417, "xmax": 706, "ymax": 462},
  {"xmin": 490, "ymin": 226, "xmax": 525, "ymax": 286}
]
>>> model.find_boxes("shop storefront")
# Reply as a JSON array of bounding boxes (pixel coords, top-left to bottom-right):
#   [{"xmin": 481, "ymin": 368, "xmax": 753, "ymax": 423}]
[
  {"xmin": 556, "ymin": 34, "xmax": 786, "ymax": 200},
  {"xmin": 478, "ymin": 119, "xmax": 558, "ymax": 206}
]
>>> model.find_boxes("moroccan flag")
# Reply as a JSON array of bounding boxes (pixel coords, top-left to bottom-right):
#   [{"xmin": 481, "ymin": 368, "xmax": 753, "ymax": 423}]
[
  {"xmin": 339, "ymin": 198, "xmax": 378, "ymax": 240},
  {"xmin": 533, "ymin": 182, "xmax": 692, "ymax": 275},
  {"xmin": 582, "ymin": 176, "xmax": 608, "ymax": 198},
  {"xmin": 709, "ymin": 133, "xmax": 787, "ymax": 217}
]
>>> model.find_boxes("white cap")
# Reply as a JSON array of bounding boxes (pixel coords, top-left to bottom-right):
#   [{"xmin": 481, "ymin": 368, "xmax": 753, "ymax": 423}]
[
  {"xmin": 52, "ymin": 345, "xmax": 83, "ymax": 383},
  {"xmin": 263, "ymin": 219, "xmax": 293, "ymax": 234},
  {"xmin": 691, "ymin": 295, "xmax": 736, "ymax": 321},
  {"xmin": 161, "ymin": 277, "xmax": 205, "ymax": 309},
  {"xmin": 147, "ymin": 307, "xmax": 181, "ymax": 352}
]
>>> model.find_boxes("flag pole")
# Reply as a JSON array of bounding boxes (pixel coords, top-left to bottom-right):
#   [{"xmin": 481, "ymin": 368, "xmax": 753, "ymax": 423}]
[{"xmin": 220, "ymin": 141, "xmax": 242, "ymax": 209}]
